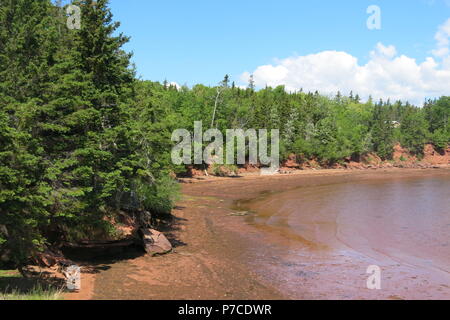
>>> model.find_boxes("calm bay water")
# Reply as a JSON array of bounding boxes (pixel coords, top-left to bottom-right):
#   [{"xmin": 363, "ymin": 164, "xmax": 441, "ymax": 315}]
[{"xmin": 240, "ymin": 175, "xmax": 450, "ymax": 299}]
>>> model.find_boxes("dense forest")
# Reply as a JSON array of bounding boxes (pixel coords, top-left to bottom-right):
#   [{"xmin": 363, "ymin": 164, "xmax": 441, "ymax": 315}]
[{"xmin": 0, "ymin": 0, "xmax": 449, "ymax": 269}]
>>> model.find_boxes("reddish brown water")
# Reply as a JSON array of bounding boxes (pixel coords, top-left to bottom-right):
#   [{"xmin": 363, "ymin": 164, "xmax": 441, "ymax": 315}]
[{"xmin": 237, "ymin": 175, "xmax": 450, "ymax": 299}]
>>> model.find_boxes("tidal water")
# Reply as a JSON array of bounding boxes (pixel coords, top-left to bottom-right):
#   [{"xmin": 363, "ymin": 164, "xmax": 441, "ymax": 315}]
[{"xmin": 239, "ymin": 175, "xmax": 450, "ymax": 299}]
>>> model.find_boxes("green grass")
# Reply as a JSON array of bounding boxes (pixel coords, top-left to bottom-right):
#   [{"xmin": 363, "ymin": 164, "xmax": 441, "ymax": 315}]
[
  {"xmin": 0, "ymin": 270, "xmax": 21, "ymax": 278},
  {"xmin": 0, "ymin": 269, "xmax": 63, "ymax": 300}
]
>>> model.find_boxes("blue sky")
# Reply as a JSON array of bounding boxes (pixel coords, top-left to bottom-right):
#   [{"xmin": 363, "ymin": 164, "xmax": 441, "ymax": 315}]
[{"xmin": 108, "ymin": 0, "xmax": 450, "ymax": 104}]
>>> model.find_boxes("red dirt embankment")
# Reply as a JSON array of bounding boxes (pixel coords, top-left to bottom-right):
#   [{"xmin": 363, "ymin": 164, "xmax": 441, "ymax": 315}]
[
  {"xmin": 280, "ymin": 143, "xmax": 450, "ymax": 173},
  {"xmin": 421, "ymin": 144, "xmax": 450, "ymax": 165},
  {"xmin": 188, "ymin": 144, "xmax": 449, "ymax": 177}
]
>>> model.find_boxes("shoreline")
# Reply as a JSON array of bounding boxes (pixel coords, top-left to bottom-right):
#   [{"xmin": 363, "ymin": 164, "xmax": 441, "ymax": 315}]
[{"xmin": 67, "ymin": 166, "xmax": 450, "ymax": 300}]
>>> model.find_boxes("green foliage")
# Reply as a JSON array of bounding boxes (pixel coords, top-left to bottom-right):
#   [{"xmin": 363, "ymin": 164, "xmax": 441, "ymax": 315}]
[
  {"xmin": 400, "ymin": 107, "xmax": 430, "ymax": 155},
  {"xmin": 211, "ymin": 164, "xmax": 238, "ymax": 177},
  {"xmin": 0, "ymin": 0, "xmax": 448, "ymax": 269},
  {"xmin": 370, "ymin": 102, "xmax": 395, "ymax": 159},
  {"xmin": 0, "ymin": 0, "xmax": 178, "ymax": 267},
  {"xmin": 425, "ymin": 97, "xmax": 449, "ymax": 150},
  {"xmin": 135, "ymin": 78, "xmax": 448, "ymax": 166},
  {"xmin": 431, "ymin": 128, "xmax": 449, "ymax": 150},
  {"xmin": 135, "ymin": 175, "xmax": 180, "ymax": 218}
]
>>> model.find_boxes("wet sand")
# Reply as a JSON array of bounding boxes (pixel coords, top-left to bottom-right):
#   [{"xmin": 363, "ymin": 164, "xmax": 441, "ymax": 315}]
[{"xmin": 71, "ymin": 168, "xmax": 450, "ymax": 300}]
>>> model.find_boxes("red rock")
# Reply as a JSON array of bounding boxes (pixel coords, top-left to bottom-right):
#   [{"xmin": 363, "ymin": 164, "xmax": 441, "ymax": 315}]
[{"xmin": 140, "ymin": 228, "xmax": 172, "ymax": 256}]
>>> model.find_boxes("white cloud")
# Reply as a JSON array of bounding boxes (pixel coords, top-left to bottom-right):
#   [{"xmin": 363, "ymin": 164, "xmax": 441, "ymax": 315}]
[
  {"xmin": 373, "ymin": 43, "xmax": 397, "ymax": 59},
  {"xmin": 433, "ymin": 18, "xmax": 450, "ymax": 57},
  {"xmin": 240, "ymin": 19, "xmax": 450, "ymax": 106}
]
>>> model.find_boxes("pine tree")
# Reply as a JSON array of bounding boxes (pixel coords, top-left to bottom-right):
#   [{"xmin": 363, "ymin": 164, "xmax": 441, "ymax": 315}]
[
  {"xmin": 0, "ymin": 0, "xmax": 147, "ymax": 267},
  {"xmin": 248, "ymin": 74, "xmax": 255, "ymax": 91},
  {"xmin": 0, "ymin": 0, "xmax": 58, "ymax": 268},
  {"xmin": 222, "ymin": 74, "xmax": 230, "ymax": 88},
  {"xmin": 41, "ymin": 0, "xmax": 138, "ymax": 240},
  {"xmin": 371, "ymin": 102, "xmax": 395, "ymax": 159}
]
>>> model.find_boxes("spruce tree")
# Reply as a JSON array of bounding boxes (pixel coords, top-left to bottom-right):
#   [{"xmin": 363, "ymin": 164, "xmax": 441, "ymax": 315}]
[{"xmin": 0, "ymin": 0, "xmax": 57, "ymax": 267}]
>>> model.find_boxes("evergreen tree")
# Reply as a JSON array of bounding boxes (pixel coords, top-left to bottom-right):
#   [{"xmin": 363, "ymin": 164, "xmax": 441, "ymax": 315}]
[
  {"xmin": 248, "ymin": 74, "xmax": 255, "ymax": 91},
  {"xmin": 370, "ymin": 102, "xmax": 395, "ymax": 159},
  {"xmin": 400, "ymin": 108, "xmax": 430, "ymax": 155},
  {"xmin": 0, "ymin": 0, "xmax": 58, "ymax": 268}
]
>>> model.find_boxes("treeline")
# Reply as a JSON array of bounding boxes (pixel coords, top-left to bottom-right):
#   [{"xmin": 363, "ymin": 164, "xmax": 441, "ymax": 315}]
[
  {"xmin": 0, "ymin": 0, "xmax": 449, "ymax": 269},
  {"xmin": 136, "ymin": 79, "xmax": 450, "ymax": 167}
]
